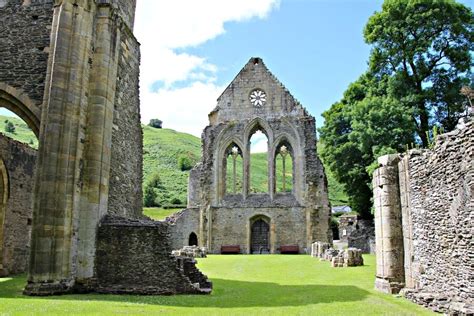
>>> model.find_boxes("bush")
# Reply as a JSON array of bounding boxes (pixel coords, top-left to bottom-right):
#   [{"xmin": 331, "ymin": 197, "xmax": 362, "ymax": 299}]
[
  {"xmin": 170, "ymin": 196, "xmax": 183, "ymax": 205},
  {"xmin": 177, "ymin": 154, "xmax": 194, "ymax": 171},
  {"xmin": 4, "ymin": 121, "xmax": 15, "ymax": 134},
  {"xmin": 148, "ymin": 119, "xmax": 163, "ymax": 129},
  {"xmin": 148, "ymin": 172, "xmax": 161, "ymax": 188},
  {"xmin": 143, "ymin": 185, "xmax": 158, "ymax": 207}
]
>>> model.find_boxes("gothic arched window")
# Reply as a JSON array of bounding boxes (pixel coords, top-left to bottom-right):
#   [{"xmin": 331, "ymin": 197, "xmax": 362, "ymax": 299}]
[{"xmin": 275, "ymin": 142, "xmax": 293, "ymax": 193}]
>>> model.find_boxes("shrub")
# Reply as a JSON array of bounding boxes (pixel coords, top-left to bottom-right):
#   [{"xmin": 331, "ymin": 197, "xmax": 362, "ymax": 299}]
[
  {"xmin": 177, "ymin": 154, "xmax": 193, "ymax": 171},
  {"xmin": 148, "ymin": 119, "xmax": 163, "ymax": 129},
  {"xmin": 4, "ymin": 121, "xmax": 15, "ymax": 134},
  {"xmin": 143, "ymin": 185, "xmax": 158, "ymax": 207}
]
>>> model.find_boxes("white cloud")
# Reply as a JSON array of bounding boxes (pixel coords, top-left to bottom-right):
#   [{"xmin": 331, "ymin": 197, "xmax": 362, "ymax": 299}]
[
  {"xmin": 250, "ymin": 130, "xmax": 269, "ymax": 153},
  {"xmin": 134, "ymin": 0, "xmax": 280, "ymax": 136}
]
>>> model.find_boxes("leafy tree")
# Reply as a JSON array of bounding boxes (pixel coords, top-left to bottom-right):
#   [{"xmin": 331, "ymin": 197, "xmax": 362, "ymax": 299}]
[
  {"xmin": 320, "ymin": 74, "xmax": 415, "ymax": 219},
  {"xmin": 143, "ymin": 184, "xmax": 158, "ymax": 207},
  {"xmin": 148, "ymin": 119, "xmax": 163, "ymax": 129},
  {"xmin": 364, "ymin": 0, "xmax": 474, "ymax": 146},
  {"xmin": 4, "ymin": 120, "xmax": 15, "ymax": 134}
]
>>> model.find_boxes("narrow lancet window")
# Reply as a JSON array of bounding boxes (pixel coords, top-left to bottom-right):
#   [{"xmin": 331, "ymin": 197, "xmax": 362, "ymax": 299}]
[
  {"xmin": 225, "ymin": 144, "xmax": 243, "ymax": 194},
  {"xmin": 275, "ymin": 143, "xmax": 293, "ymax": 193}
]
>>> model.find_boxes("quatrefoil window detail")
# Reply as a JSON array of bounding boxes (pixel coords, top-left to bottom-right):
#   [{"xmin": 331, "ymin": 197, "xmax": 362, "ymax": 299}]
[{"xmin": 249, "ymin": 89, "xmax": 266, "ymax": 107}]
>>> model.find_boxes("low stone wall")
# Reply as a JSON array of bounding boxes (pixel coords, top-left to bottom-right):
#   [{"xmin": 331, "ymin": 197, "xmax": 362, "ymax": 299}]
[
  {"xmin": 373, "ymin": 120, "xmax": 473, "ymax": 313},
  {"xmin": 347, "ymin": 219, "xmax": 374, "ymax": 254},
  {"xmin": 96, "ymin": 215, "xmax": 212, "ymax": 295},
  {"xmin": 0, "ymin": 134, "xmax": 36, "ymax": 276},
  {"xmin": 166, "ymin": 208, "xmax": 200, "ymax": 251}
]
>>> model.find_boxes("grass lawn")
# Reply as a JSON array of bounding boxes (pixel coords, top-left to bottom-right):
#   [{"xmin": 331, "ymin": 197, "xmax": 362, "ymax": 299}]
[
  {"xmin": 143, "ymin": 207, "xmax": 182, "ymax": 220},
  {"xmin": 0, "ymin": 255, "xmax": 432, "ymax": 315}
]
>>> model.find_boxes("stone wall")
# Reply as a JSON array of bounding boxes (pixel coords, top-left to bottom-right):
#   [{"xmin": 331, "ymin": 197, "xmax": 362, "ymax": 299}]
[
  {"xmin": 373, "ymin": 120, "xmax": 473, "ymax": 314},
  {"xmin": 107, "ymin": 20, "xmax": 143, "ymax": 218},
  {"xmin": 166, "ymin": 208, "xmax": 201, "ymax": 251},
  {"xmin": 0, "ymin": 0, "xmax": 52, "ymax": 106},
  {"xmin": 183, "ymin": 58, "xmax": 331, "ymax": 254},
  {"xmin": 0, "ymin": 134, "xmax": 36, "ymax": 276},
  {"xmin": 96, "ymin": 215, "xmax": 211, "ymax": 295}
]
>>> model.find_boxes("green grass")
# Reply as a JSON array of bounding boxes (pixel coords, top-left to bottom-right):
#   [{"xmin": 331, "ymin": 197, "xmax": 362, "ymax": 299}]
[
  {"xmin": 0, "ymin": 114, "xmax": 38, "ymax": 148},
  {"xmin": 0, "ymin": 255, "xmax": 432, "ymax": 315},
  {"xmin": 143, "ymin": 207, "xmax": 181, "ymax": 220}
]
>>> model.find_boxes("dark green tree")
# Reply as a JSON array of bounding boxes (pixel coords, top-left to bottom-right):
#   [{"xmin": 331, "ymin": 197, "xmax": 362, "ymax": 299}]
[
  {"xmin": 364, "ymin": 0, "xmax": 474, "ymax": 146},
  {"xmin": 4, "ymin": 120, "xmax": 15, "ymax": 134},
  {"xmin": 148, "ymin": 119, "xmax": 163, "ymax": 129},
  {"xmin": 177, "ymin": 154, "xmax": 194, "ymax": 171},
  {"xmin": 143, "ymin": 184, "xmax": 158, "ymax": 207}
]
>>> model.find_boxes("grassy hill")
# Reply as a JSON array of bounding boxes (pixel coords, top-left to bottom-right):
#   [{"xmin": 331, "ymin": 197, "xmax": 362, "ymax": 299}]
[
  {"xmin": 0, "ymin": 114, "xmax": 38, "ymax": 148},
  {"xmin": 0, "ymin": 114, "xmax": 348, "ymax": 207},
  {"xmin": 143, "ymin": 125, "xmax": 348, "ymax": 207}
]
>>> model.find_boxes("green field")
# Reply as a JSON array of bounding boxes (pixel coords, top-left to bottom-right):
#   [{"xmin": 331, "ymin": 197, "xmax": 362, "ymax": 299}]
[
  {"xmin": 0, "ymin": 255, "xmax": 432, "ymax": 315},
  {"xmin": 143, "ymin": 207, "xmax": 182, "ymax": 220},
  {"xmin": 0, "ymin": 115, "xmax": 38, "ymax": 148}
]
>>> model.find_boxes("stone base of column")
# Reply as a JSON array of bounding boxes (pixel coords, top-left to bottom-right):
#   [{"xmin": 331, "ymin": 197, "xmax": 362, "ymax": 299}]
[
  {"xmin": 375, "ymin": 277, "xmax": 404, "ymax": 294},
  {"xmin": 23, "ymin": 280, "xmax": 74, "ymax": 296}
]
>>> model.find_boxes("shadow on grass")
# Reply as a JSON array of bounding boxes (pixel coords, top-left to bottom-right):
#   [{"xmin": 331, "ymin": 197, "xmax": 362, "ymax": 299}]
[{"xmin": 0, "ymin": 276, "xmax": 369, "ymax": 308}]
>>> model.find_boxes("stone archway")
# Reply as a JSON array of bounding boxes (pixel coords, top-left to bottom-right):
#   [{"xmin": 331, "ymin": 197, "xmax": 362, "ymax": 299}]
[
  {"xmin": 250, "ymin": 217, "xmax": 270, "ymax": 254},
  {"xmin": 0, "ymin": 159, "xmax": 8, "ymax": 276},
  {"xmin": 188, "ymin": 232, "xmax": 198, "ymax": 246}
]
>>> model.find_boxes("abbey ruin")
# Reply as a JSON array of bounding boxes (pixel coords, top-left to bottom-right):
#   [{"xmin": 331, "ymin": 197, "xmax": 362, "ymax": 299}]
[
  {"xmin": 0, "ymin": 1, "xmax": 472, "ymax": 315},
  {"xmin": 0, "ymin": 0, "xmax": 211, "ymax": 295},
  {"xmin": 167, "ymin": 58, "xmax": 332, "ymax": 254},
  {"xmin": 373, "ymin": 120, "xmax": 473, "ymax": 314}
]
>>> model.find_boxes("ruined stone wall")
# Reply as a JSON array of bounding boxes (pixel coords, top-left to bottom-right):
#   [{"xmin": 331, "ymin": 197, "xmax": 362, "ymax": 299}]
[
  {"xmin": 400, "ymin": 121, "xmax": 473, "ymax": 311},
  {"xmin": 166, "ymin": 208, "xmax": 201, "ymax": 251},
  {"xmin": 96, "ymin": 215, "xmax": 211, "ymax": 295},
  {"xmin": 185, "ymin": 58, "xmax": 331, "ymax": 253},
  {"xmin": 373, "ymin": 120, "xmax": 473, "ymax": 313},
  {"xmin": 107, "ymin": 22, "xmax": 143, "ymax": 218},
  {"xmin": 0, "ymin": 134, "xmax": 36, "ymax": 276},
  {"xmin": 0, "ymin": 0, "xmax": 53, "ymax": 106},
  {"xmin": 210, "ymin": 206, "xmax": 307, "ymax": 254}
]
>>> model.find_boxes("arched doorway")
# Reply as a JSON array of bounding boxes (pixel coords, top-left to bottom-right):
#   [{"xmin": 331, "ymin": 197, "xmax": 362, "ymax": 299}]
[
  {"xmin": 188, "ymin": 232, "xmax": 198, "ymax": 246},
  {"xmin": 251, "ymin": 218, "xmax": 270, "ymax": 254}
]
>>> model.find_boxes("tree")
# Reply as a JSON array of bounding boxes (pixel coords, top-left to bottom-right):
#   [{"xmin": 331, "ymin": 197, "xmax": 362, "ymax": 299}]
[
  {"xmin": 148, "ymin": 119, "xmax": 163, "ymax": 129},
  {"xmin": 364, "ymin": 0, "xmax": 474, "ymax": 146},
  {"xmin": 319, "ymin": 74, "xmax": 415, "ymax": 219},
  {"xmin": 4, "ymin": 120, "xmax": 15, "ymax": 134},
  {"xmin": 143, "ymin": 184, "xmax": 158, "ymax": 207}
]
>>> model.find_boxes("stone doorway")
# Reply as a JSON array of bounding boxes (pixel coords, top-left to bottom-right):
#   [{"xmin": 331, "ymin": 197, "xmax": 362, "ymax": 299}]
[
  {"xmin": 251, "ymin": 219, "xmax": 270, "ymax": 254},
  {"xmin": 189, "ymin": 232, "xmax": 198, "ymax": 246}
]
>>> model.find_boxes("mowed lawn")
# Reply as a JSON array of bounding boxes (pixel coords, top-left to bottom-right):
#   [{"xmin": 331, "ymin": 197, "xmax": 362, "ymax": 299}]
[{"xmin": 0, "ymin": 255, "xmax": 432, "ymax": 315}]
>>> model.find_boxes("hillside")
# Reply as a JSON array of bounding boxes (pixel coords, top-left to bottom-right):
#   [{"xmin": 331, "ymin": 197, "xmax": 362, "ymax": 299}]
[
  {"xmin": 0, "ymin": 114, "xmax": 38, "ymax": 148},
  {"xmin": 0, "ymin": 114, "xmax": 348, "ymax": 207},
  {"xmin": 143, "ymin": 125, "xmax": 348, "ymax": 207}
]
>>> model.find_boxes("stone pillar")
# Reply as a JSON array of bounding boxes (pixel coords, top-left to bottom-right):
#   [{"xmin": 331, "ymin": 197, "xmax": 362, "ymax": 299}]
[
  {"xmin": 26, "ymin": 0, "xmax": 95, "ymax": 295},
  {"xmin": 77, "ymin": 2, "xmax": 120, "ymax": 283},
  {"xmin": 373, "ymin": 154, "xmax": 405, "ymax": 294}
]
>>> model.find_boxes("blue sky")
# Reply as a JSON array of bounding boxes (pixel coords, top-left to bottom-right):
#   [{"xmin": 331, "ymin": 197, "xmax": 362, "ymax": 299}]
[{"xmin": 2, "ymin": 0, "xmax": 473, "ymax": 138}]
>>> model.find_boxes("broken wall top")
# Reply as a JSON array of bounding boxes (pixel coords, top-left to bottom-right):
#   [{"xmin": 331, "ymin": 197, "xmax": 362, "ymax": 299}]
[{"xmin": 209, "ymin": 57, "xmax": 310, "ymax": 125}]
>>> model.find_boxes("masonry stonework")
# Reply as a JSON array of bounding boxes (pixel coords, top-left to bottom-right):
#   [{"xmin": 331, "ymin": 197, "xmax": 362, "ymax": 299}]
[
  {"xmin": 175, "ymin": 58, "xmax": 332, "ymax": 253},
  {"xmin": 373, "ymin": 120, "xmax": 473, "ymax": 314},
  {"xmin": 0, "ymin": 0, "xmax": 211, "ymax": 295},
  {"xmin": 0, "ymin": 135, "xmax": 36, "ymax": 276}
]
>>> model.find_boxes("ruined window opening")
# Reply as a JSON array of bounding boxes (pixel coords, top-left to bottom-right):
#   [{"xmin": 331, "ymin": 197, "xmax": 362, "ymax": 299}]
[
  {"xmin": 275, "ymin": 143, "xmax": 293, "ymax": 193},
  {"xmin": 249, "ymin": 129, "xmax": 268, "ymax": 193},
  {"xmin": 225, "ymin": 144, "xmax": 243, "ymax": 195}
]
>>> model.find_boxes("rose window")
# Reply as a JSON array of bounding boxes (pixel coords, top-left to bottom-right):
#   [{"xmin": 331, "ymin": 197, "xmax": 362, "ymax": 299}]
[{"xmin": 249, "ymin": 89, "xmax": 267, "ymax": 107}]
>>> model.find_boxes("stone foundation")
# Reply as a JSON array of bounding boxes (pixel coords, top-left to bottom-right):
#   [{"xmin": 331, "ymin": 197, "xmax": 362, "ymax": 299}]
[{"xmin": 96, "ymin": 215, "xmax": 212, "ymax": 295}]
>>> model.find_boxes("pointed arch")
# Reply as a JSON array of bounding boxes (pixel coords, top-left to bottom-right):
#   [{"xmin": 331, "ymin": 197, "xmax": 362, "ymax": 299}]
[
  {"xmin": 223, "ymin": 141, "xmax": 244, "ymax": 195},
  {"xmin": 188, "ymin": 232, "xmax": 198, "ymax": 246},
  {"xmin": 0, "ymin": 84, "xmax": 41, "ymax": 138}
]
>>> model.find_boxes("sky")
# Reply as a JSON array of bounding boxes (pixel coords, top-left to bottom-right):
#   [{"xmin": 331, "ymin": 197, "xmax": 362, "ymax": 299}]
[{"xmin": 2, "ymin": 0, "xmax": 473, "ymax": 141}]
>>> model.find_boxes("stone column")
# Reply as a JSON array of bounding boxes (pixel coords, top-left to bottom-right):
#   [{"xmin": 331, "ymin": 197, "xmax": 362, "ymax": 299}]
[
  {"xmin": 373, "ymin": 154, "xmax": 405, "ymax": 294},
  {"xmin": 76, "ymin": 2, "xmax": 120, "ymax": 283},
  {"xmin": 26, "ymin": 0, "xmax": 95, "ymax": 295}
]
